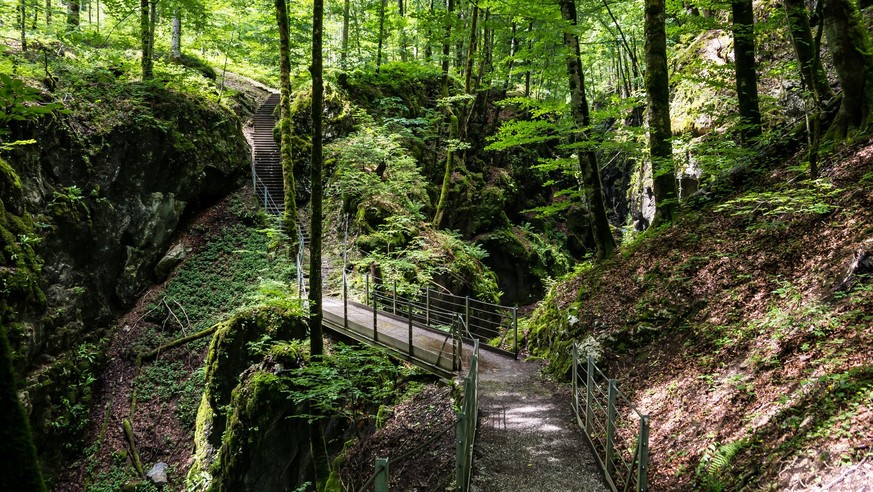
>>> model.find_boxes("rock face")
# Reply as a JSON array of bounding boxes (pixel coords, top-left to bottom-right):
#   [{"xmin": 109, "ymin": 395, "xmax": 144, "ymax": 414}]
[
  {"xmin": 187, "ymin": 305, "xmax": 314, "ymax": 491},
  {"xmin": 3, "ymin": 86, "xmax": 251, "ymax": 469}
]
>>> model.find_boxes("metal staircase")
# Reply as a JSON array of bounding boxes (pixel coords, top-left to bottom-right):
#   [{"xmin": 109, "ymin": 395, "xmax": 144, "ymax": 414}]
[{"xmin": 251, "ymin": 92, "xmax": 284, "ymax": 215}]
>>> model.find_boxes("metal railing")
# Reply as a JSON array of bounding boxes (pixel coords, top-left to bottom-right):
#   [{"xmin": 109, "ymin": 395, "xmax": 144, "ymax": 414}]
[
  {"xmin": 359, "ymin": 316, "xmax": 479, "ymax": 492},
  {"xmin": 455, "ymin": 332, "xmax": 480, "ymax": 491},
  {"xmin": 363, "ymin": 274, "xmax": 519, "ymax": 358},
  {"xmin": 572, "ymin": 345, "xmax": 649, "ymax": 492}
]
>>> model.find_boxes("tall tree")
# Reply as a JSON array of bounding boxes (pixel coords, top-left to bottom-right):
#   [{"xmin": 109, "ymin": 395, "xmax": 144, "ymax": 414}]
[
  {"xmin": 309, "ymin": 0, "xmax": 330, "ymax": 487},
  {"xmin": 171, "ymin": 8, "xmax": 182, "ymax": 61},
  {"xmin": 275, "ymin": 0, "xmax": 298, "ymax": 234},
  {"xmin": 822, "ymin": 0, "xmax": 873, "ymax": 140},
  {"xmin": 645, "ymin": 0, "xmax": 677, "ymax": 225},
  {"xmin": 67, "ymin": 0, "xmax": 80, "ymax": 27},
  {"xmin": 19, "ymin": 0, "xmax": 27, "ymax": 52},
  {"xmin": 375, "ymin": 0, "xmax": 387, "ymax": 72},
  {"xmin": 783, "ymin": 0, "xmax": 832, "ymax": 103},
  {"xmin": 140, "ymin": 0, "xmax": 152, "ymax": 79},
  {"xmin": 558, "ymin": 0, "xmax": 616, "ymax": 259},
  {"xmin": 341, "ymin": 0, "xmax": 350, "ymax": 68},
  {"xmin": 731, "ymin": 0, "xmax": 762, "ymax": 139}
]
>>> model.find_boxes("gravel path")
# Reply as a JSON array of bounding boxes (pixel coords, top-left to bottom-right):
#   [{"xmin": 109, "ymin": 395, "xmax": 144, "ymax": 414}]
[{"xmin": 471, "ymin": 355, "xmax": 608, "ymax": 492}]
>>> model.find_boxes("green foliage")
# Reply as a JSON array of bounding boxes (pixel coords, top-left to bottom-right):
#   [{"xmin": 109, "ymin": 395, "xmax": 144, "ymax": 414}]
[
  {"xmin": 715, "ymin": 180, "xmax": 842, "ymax": 224},
  {"xmin": 282, "ymin": 343, "xmax": 401, "ymax": 424},
  {"xmin": 148, "ymin": 222, "xmax": 296, "ymax": 334},
  {"xmin": 695, "ymin": 439, "xmax": 749, "ymax": 491}
]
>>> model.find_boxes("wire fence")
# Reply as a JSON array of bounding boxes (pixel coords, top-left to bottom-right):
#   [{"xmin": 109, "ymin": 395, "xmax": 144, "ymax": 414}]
[
  {"xmin": 363, "ymin": 274, "xmax": 518, "ymax": 358},
  {"xmin": 572, "ymin": 345, "xmax": 649, "ymax": 492}
]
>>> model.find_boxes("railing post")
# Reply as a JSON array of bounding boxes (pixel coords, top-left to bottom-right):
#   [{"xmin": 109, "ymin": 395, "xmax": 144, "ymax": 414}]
[
  {"xmin": 571, "ymin": 344, "xmax": 578, "ymax": 416},
  {"xmin": 375, "ymin": 457, "xmax": 389, "ymax": 492},
  {"xmin": 606, "ymin": 379, "xmax": 617, "ymax": 478},
  {"xmin": 512, "ymin": 306, "xmax": 518, "ymax": 359},
  {"xmin": 408, "ymin": 299, "xmax": 413, "ymax": 356},
  {"xmin": 392, "ymin": 279, "xmax": 397, "ymax": 314},
  {"xmin": 425, "ymin": 286, "xmax": 430, "ymax": 326},
  {"xmin": 455, "ymin": 412, "xmax": 465, "ymax": 490},
  {"xmin": 365, "ymin": 272, "xmax": 370, "ymax": 305},
  {"xmin": 464, "ymin": 296, "xmax": 470, "ymax": 333},
  {"xmin": 638, "ymin": 415, "xmax": 650, "ymax": 492},
  {"xmin": 373, "ymin": 285, "xmax": 378, "ymax": 342},
  {"xmin": 586, "ymin": 356, "xmax": 594, "ymax": 434},
  {"xmin": 343, "ymin": 275, "xmax": 348, "ymax": 329}
]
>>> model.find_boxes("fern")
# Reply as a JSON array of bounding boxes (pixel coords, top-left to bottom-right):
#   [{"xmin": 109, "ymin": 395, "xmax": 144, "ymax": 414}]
[{"xmin": 695, "ymin": 438, "xmax": 748, "ymax": 492}]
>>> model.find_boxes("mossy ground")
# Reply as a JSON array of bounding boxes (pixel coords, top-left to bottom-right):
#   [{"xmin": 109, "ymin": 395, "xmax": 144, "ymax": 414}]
[{"xmin": 526, "ymin": 140, "xmax": 873, "ymax": 490}]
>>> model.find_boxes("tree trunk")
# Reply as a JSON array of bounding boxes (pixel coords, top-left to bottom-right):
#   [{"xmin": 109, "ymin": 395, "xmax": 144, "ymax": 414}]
[
  {"xmin": 149, "ymin": 0, "xmax": 157, "ymax": 63},
  {"xmin": 275, "ymin": 0, "xmax": 298, "ymax": 234},
  {"xmin": 140, "ymin": 0, "xmax": 152, "ymax": 80},
  {"xmin": 558, "ymin": 0, "xmax": 616, "ymax": 259},
  {"xmin": 524, "ymin": 21, "xmax": 532, "ymax": 98},
  {"xmin": 784, "ymin": 0, "xmax": 832, "ymax": 103},
  {"xmin": 462, "ymin": 4, "xmax": 478, "ymax": 96},
  {"xmin": 310, "ymin": 0, "xmax": 325, "ymax": 360},
  {"xmin": 0, "ymin": 328, "xmax": 47, "ymax": 492},
  {"xmin": 645, "ymin": 0, "xmax": 677, "ymax": 225},
  {"xmin": 67, "ymin": 0, "xmax": 79, "ymax": 27},
  {"xmin": 440, "ymin": 0, "xmax": 454, "ymax": 97},
  {"xmin": 171, "ymin": 9, "xmax": 182, "ymax": 61},
  {"xmin": 19, "ymin": 0, "xmax": 27, "ymax": 52},
  {"xmin": 341, "ymin": 0, "xmax": 350, "ymax": 68},
  {"xmin": 731, "ymin": 0, "xmax": 762, "ymax": 139},
  {"xmin": 424, "ymin": 0, "xmax": 434, "ymax": 62},
  {"xmin": 375, "ymin": 0, "xmax": 387, "ymax": 73},
  {"xmin": 822, "ymin": 0, "xmax": 873, "ymax": 140},
  {"xmin": 46, "ymin": 0, "xmax": 51, "ymax": 26}
]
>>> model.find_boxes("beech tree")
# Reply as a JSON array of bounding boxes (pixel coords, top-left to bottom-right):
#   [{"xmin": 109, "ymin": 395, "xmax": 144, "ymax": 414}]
[
  {"xmin": 823, "ymin": 0, "xmax": 873, "ymax": 140},
  {"xmin": 558, "ymin": 0, "xmax": 615, "ymax": 259},
  {"xmin": 275, "ymin": 0, "xmax": 298, "ymax": 235},
  {"xmin": 645, "ymin": 0, "xmax": 676, "ymax": 225},
  {"xmin": 731, "ymin": 0, "xmax": 762, "ymax": 139}
]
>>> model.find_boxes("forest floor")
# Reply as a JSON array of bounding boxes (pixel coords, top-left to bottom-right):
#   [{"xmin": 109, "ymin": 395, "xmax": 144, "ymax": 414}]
[{"xmin": 534, "ymin": 137, "xmax": 873, "ymax": 490}]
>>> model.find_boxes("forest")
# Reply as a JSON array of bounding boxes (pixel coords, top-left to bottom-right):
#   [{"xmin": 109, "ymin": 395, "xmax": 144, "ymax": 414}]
[{"xmin": 0, "ymin": 0, "xmax": 871, "ymax": 489}]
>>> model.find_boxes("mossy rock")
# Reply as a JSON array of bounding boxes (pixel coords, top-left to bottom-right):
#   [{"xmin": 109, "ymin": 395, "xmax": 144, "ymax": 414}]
[{"xmin": 188, "ymin": 305, "xmax": 307, "ymax": 489}]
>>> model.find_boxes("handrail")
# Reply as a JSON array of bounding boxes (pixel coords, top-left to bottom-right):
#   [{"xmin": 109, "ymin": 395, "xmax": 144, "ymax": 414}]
[
  {"xmin": 364, "ymin": 274, "xmax": 519, "ymax": 358},
  {"xmin": 571, "ymin": 344, "xmax": 649, "ymax": 492},
  {"xmin": 357, "ymin": 315, "xmax": 479, "ymax": 492}
]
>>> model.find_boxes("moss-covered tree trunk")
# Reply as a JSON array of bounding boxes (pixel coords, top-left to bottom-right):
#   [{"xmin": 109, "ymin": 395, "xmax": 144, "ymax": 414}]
[
  {"xmin": 645, "ymin": 0, "xmax": 677, "ymax": 225},
  {"xmin": 731, "ymin": 0, "xmax": 762, "ymax": 140},
  {"xmin": 275, "ymin": 0, "xmax": 298, "ymax": 234},
  {"xmin": 558, "ymin": 0, "xmax": 616, "ymax": 259},
  {"xmin": 784, "ymin": 0, "xmax": 832, "ymax": 104},
  {"xmin": 823, "ymin": 0, "xmax": 873, "ymax": 140},
  {"xmin": 140, "ymin": 0, "xmax": 152, "ymax": 80},
  {"xmin": 0, "ymin": 327, "xmax": 47, "ymax": 492},
  {"xmin": 433, "ymin": 0, "xmax": 455, "ymax": 228}
]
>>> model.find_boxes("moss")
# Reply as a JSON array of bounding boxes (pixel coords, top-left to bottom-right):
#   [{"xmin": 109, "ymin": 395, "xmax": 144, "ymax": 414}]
[{"xmin": 188, "ymin": 305, "xmax": 308, "ymax": 490}]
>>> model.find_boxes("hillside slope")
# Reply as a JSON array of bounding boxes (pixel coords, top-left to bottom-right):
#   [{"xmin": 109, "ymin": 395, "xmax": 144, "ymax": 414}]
[{"xmin": 527, "ymin": 140, "xmax": 873, "ymax": 490}]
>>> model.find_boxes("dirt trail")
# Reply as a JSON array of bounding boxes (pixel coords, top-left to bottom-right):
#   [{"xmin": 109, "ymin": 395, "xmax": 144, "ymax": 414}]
[{"xmin": 471, "ymin": 352, "xmax": 607, "ymax": 492}]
